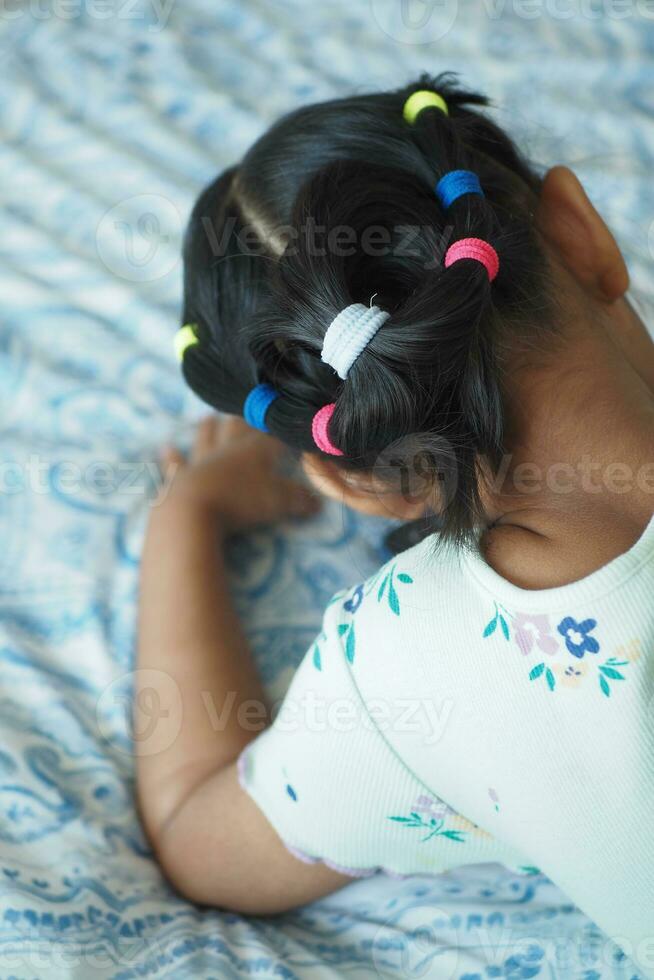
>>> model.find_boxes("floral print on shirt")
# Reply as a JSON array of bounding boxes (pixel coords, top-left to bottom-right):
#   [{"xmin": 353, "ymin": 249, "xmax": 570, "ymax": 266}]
[
  {"xmin": 482, "ymin": 602, "xmax": 511, "ymax": 640},
  {"xmin": 557, "ymin": 617, "xmax": 600, "ymax": 658},
  {"xmin": 349, "ymin": 560, "xmax": 415, "ymax": 619},
  {"xmin": 514, "ymin": 613, "xmax": 559, "ymax": 657},
  {"xmin": 376, "ymin": 565, "xmax": 414, "ymax": 616},
  {"xmin": 481, "ymin": 602, "xmax": 639, "ymax": 699},
  {"xmin": 343, "ymin": 584, "xmax": 363, "ymax": 614},
  {"xmin": 312, "ymin": 562, "xmax": 415, "ymax": 669},
  {"xmin": 338, "ymin": 622, "xmax": 356, "ymax": 663},
  {"xmin": 388, "ymin": 795, "xmax": 467, "ymax": 843}
]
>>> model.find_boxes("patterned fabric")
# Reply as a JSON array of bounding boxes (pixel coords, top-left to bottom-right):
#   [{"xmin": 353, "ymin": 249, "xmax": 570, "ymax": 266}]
[{"xmin": 1, "ymin": 2, "xmax": 653, "ymax": 977}]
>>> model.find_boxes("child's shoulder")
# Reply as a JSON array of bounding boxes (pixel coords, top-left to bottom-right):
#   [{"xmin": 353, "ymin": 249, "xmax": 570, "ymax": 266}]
[{"xmin": 327, "ymin": 532, "xmax": 466, "ymax": 636}]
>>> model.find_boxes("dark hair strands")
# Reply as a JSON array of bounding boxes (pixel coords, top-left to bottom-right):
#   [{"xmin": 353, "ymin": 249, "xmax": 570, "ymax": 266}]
[{"xmin": 180, "ymin": 72, "xmax": 555, "ymax": 546}]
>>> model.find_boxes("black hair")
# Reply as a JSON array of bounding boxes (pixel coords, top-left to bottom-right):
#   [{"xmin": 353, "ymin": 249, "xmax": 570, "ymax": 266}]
[{"xmin": 181, "ymin": 73, "xmax": 554, "ymax": 545}]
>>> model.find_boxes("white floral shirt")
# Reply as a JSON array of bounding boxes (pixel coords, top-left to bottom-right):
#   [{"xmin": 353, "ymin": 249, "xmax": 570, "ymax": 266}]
[{"xmin": 240, "ymin": 513, "xmax": 654, "ymax": 975}]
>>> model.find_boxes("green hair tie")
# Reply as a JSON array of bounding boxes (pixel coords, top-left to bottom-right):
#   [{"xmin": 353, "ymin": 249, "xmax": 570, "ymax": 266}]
[
  {"xmin": 174, "ymin": 324, "xmax": 199, "ymax": 362},
  {"xmin": 402, "ymin": 90, "xmax": 448, "ymax": 124}
]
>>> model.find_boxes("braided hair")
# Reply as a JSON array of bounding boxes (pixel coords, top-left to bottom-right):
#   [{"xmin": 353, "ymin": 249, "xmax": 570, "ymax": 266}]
[{"xmin": 180, "ymin": 73, "xmax": 554, "ymax": 545}]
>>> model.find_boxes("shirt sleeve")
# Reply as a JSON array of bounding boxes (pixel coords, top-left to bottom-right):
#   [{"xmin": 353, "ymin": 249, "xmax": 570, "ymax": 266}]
[{"xmin": 238, "ymin": 587, "xmax": 520, "ymax": 878}]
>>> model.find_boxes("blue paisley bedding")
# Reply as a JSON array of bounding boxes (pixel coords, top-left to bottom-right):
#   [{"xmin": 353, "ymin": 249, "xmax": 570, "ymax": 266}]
[{"xmin": 1, "ymin": 2, "xmax": 653, "ymax": 977}]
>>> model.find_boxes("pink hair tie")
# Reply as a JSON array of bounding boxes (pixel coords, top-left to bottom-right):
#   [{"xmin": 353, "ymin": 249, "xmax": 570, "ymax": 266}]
[
  {"xmin": 444, "ymin": 237, "xmax": 499, "ymax": 282},
  {"xmin": 312, "ymin": 403, "xmax": 343, "ymax": 456}
]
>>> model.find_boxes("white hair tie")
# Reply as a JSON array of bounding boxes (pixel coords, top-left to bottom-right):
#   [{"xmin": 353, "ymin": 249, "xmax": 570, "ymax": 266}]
[{"xmin": 320, "ymin": 303, "xmax": 391, "ymax": 380}]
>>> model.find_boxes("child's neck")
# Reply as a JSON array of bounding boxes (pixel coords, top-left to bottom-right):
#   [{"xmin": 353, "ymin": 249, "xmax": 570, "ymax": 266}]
[{"xmin": 481, "ymin": 298, "xmax": 654, "ymax": 589}]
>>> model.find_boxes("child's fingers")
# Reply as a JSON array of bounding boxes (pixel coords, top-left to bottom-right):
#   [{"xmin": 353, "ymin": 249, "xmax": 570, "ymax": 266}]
[
  {"xmin": 279, "ymin": 479, "xmax": 322, "ymax": 518},
  {"xmin": 192, "ymin": 416, "xmax": 220, "ymax": 460},
  {"xmin": 221, "ymin": 416, "xmax": 252, "ymax": 441},
  {"xmin": 158, "ymin": 447, "xmax": 186, "ymax": 497},
  {"xmin": 160, "ymin": 446, "xmax": 185, "ymax": 469},
  {"xmin": 220, "ymin": 415, "xmax": 286, "ymax": 465}
]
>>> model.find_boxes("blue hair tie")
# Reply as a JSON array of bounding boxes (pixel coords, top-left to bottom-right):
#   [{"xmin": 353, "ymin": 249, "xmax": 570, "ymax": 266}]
[
  {"xmin": 243, "ymin": 383, "xmax": 279, "ymax": 433},
  {"xmin": 435, "ymin": 170, "xmax": 484, "ymax": 209}
]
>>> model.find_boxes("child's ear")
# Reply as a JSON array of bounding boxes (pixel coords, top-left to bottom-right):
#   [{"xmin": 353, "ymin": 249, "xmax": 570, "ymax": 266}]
[
  {"xmin": 301, "ymin": 453, "xmax": 429, "ymax": 520},
  {"xmin": 537, "ymin": 166, "xmax": 629, "ymax": 303}
]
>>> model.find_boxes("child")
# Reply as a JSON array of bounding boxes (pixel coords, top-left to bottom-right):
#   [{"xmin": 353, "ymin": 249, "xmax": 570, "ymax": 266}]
[{"xmin": 136, "ymin": 76, "xmax": 654, "ymax": 973}]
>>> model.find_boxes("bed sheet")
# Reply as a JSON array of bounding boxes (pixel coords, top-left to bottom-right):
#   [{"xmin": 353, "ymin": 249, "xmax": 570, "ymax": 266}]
[{"xmin": 1, "ymin": 2, "xmax": 653, "ymax": 976}]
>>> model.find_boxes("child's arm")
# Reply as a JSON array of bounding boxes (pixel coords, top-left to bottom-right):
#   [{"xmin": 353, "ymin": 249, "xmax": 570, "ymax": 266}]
[{"xmin": 136, "ymin": 416, "xmax": 349, "ymax": 911}]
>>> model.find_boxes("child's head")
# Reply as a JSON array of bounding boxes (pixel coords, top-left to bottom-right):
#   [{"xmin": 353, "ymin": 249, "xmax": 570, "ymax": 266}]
[{"xmin": 180, "ymin": 74, "xmax": 629, "ymax": 544}]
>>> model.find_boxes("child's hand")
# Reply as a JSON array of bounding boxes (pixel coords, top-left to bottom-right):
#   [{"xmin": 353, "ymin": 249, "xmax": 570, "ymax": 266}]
[{"xmin": 158, "ymin": 415, "xmax": 320, "ymax": 531}]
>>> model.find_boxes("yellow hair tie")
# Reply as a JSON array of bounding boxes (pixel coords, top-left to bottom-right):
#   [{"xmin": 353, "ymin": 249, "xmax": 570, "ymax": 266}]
[
  {"xmin": 402, "ymin": 90, "xmax": 448, "ymax": 124},
  {"xmin": 174, "ymin": 324, "xmax": 199, "ymax": 362}
]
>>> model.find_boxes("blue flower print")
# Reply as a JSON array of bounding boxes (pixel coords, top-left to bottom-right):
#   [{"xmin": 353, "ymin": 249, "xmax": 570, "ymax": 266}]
[
  {"xmin": 343, "ymin": 584, "xmax": 363, "ymax": 614},
  {"xmin": 557, "ymin": 617, "xmax": 599, "ymax": 659}
]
